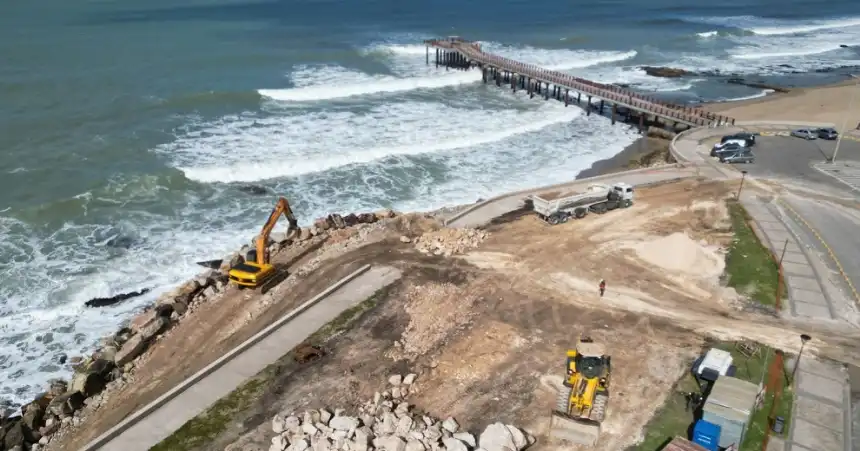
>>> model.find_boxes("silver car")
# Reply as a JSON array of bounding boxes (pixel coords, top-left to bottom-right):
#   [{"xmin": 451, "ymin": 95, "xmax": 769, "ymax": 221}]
[
  {"xmin": 791, "ymin": 129, "xmax": 817, "ymax": 140},
  {"xmin": 720, "ymin": 150, "xmax": 755, "ymax": 164}
]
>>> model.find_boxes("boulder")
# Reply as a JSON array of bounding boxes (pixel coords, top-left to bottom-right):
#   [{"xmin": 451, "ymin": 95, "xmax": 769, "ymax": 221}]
[
  {"xmin": 47, "ymin": 380, "xmax": 67, "ymax": 397},
  {"xmin": 70, "ymin": 371, "xmax": 107, "ymax": 397},
  {"xmin": 270, "ymin": 434, "xmax": 289, "ymax": 451},
  {"xmin": 441, "ymin": 417, "xmax": 459, "ymax": 433},
  {"xmin": 505, "ymin": 425, "xmax": 528, "ymax": 450},
  {"xmin": 640, "ymin": 66, "xmax": 693, "ymax": 78},
  {"xmin": 388, "ymin": 374, "xmax": 402, "ymax": 386},
  {"xmin": 374, "ymin": 209, "xmax": 396, "ymax": 220},
  {"xmin": 298, "ymin": 228, "xmax": 312, "ymax": 241},
  {"xmin": 405, "ymin": 439, "xmax": 425, "ymax": 451},
  {"xmin": 399, "ymin": 236, "xmax": 411, "ymax": 243},
  {"xmin": 47, "ymin": 392, "xmax": 84, "ymax": 418},
  {"xmin": 377, "ymin": 436, "xmax": 406, "ymax": 451},
  {"xmin": 343, "ymin": 213, "xmax": 359, "ymax": 227},
  {"xmin": 314, "ymin": 218, "xmax": 332, "ymax": 231},
  {"xmin": 139, "ymin": 316, "xmax": 169, "ymax": 341},
  {"xmin": 329, "ymin": 415, "xmax": 359, "ymax": 431},
  {"xmin": 115, "ymin": 334, "xmax": 147, "ymax": 366},
  {"xmin": 479, "ymin": 423, "xmax": 516, "ymax": 451},
  {"xmin": 93, "ymin": 345, "xmax": 118, "ymax": 363},
  {"xmin": 453, "ymin": 432, "xmax": 476, "ymax": 447},
  {"xmin": 328, "ymin": 214, "xmax": 345, "ymax": 229},
  {"xmin": 403, "ymin": 373, "xmax": 417, "ymax": 385},
  {"xmin": 21, "ymin": 403, "xmax": 43, "ymax": 432},
  {"xmin": 129, "ymin": 310, "xmax": 158, "ymax": 334},
  {"xmin": 174, "ymin": 279, "xmax": 203, "ymax": 304},
  {"xmin": 319, "ymin": 408, "xmax": 332, "ymax": 425},
  {"xmin": 3, "ymin": 421, "xmax": 30, "ymax": 449},
  {"xmin": 443, "ymin": 438, "xmax": 469, "ymax": 451},
  {"xmin": 394, "ymin": 415, "xmax": 414, "ymax": 437},
  {"xmin": 357, "ymin": 213, "xmax": 377, "ymax": 224}
]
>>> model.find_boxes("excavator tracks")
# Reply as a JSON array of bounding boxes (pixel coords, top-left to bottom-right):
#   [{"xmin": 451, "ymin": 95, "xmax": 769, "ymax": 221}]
[{"xmin": 554, "ymin": 386, "xmax": 571, "ymax": 413}]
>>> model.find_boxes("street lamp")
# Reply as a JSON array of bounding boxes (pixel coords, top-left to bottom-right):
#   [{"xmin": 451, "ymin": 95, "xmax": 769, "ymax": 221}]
[
  {"xmin": 736, "ymin": 170, "xmax": 748, "ymax": 199},
  {"xmin": 790, "ymin": 333, "xmax": 812, "ymax": 384},
  {"xmin": 832, "ymin": 74, "xmax": 860, "ymax": 164}
]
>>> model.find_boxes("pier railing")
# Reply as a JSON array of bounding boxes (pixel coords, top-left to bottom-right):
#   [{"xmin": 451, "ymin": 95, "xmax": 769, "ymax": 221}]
[{"xmin": 425, "ymin": 38, "xmax": 732, "ymax": 128}]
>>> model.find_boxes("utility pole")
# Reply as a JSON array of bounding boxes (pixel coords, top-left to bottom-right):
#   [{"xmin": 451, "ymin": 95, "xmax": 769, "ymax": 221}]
[
  {"xmin": 790, "ymin": 334, "xmax": 812, "ymax": 384},
  {"xmin": 737, "ymin": 170, "xmax": 748, "ymax": 199},
  {"xmin": 832, "ymin": 74, "xmax": 859, "ymax": 163}
]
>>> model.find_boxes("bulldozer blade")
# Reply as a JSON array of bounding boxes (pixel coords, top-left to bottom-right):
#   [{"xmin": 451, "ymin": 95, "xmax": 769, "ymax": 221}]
[{"xmin": 550, "ymin": 415, "xmax": 601, "ymax": 446}]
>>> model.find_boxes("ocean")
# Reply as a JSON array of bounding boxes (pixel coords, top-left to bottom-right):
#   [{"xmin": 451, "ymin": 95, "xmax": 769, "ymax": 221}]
[{"xmin": 2, "ymin": 0, "xmax": 860, "ymax": 406}]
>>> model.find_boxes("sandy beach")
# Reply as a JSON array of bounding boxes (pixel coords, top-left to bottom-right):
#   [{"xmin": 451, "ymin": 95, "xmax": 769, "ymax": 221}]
[{"xmin": 705, "ymin": 77, "xmax": 860, "ymax": 131}]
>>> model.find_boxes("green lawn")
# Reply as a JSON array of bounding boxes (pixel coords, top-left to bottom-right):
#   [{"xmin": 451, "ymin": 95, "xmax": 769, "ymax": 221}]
[
  {"xmin": 627, "ymin": 341, "xmax": 792, "ymax": 451},
  {"xmin": 724, "ymin": 200, "xmax": 783, "ymax": 307},
  {"xmin": 150, "ymin": 287, "xmax": 391, "ymax": 451},
  {"xmin": 725, "ymin": 200, "xmax": 779, "ymax": 306}
]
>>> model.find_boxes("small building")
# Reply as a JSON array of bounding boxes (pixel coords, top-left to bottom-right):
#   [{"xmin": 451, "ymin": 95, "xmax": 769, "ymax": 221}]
[
  {"xmin": 662, "ymin": 436, "xmax": 709, "ymax": 451},
  {"xmin": 701, "ymin": 376, "xmax": 760, "ymax": 449}
]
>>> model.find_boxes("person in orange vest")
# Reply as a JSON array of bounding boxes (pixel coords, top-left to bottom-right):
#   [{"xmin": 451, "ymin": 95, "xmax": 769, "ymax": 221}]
[{"xmin": 599, "ymin": 279, "xmax": 606, "ymax": 297}]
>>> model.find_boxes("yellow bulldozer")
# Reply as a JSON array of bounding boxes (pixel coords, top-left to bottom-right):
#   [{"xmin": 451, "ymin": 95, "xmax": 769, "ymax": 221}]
[
  {"xmin": 550, "ymin": 337, "xmax": 611, "ymax": 446},
  {"xmin": 228, "ymin": 197, "xmax": 299, "ymax": 293}
]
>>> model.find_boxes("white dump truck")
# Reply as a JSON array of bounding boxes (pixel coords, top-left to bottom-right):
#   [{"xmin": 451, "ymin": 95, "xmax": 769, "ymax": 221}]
[{"xmin": 531, "ymin": 182, "xmax": 634, "ymax": 224}]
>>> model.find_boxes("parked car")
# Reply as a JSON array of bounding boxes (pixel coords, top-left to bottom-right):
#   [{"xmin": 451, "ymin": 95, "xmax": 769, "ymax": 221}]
[
  {"xmin": 791, "ymin": 129, "xmax": 817, "ymax": 140},
  {"xmin": 720, "ymin": 149, "xmax": 755, "ymax": 164},
  {"xmin": 720, "ymin": 132, "xmax": 757, "ymax": 146},
  {"xmin": 710, "ymin": 142, "xmax": 743, "ymax": 157},
  {"xmin": 816, "ymin": 128, "xmax": 838, "ymax": 140}
]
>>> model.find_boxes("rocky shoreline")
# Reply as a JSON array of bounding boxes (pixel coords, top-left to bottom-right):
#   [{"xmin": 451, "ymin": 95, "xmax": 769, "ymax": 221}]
[{"xmin": 0, "ymin": 208, "xmax": 406, "ymax": 451}]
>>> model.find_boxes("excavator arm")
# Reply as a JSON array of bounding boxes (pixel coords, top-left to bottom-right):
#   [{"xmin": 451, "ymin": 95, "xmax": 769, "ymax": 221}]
[{"xmin": 253, "ymin": 197, "xmax": 299, "ymax": 265}]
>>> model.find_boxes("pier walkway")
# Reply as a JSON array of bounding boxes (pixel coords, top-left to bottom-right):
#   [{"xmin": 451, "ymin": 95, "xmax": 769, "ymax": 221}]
[{"xmin": 425, "ymin": 37, "xmax": 734, "ymax": 130}]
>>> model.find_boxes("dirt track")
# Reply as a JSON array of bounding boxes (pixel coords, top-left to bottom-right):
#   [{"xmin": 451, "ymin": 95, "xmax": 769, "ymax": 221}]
[{"xmin": 51, "ymin": 178, "xmax": 860, "ymax": 451}]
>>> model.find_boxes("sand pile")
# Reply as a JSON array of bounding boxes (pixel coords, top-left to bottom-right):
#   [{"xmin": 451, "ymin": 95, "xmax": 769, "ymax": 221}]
[{"xmin": 630, "ymin": 232, "xmax": 725, "ymax": 279}]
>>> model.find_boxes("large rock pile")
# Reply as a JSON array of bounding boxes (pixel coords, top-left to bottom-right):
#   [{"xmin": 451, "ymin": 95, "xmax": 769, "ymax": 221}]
[
  {"xmin": 411, "ymin": 229, "xmax": 487, "ymax": 257},
  {"xmin": 7, "ymin": 208, "xmax": 402, "ymax": 450},
  {"xmin": 269, "ymin": 374, "xmax": 533, "ymax": 451}
]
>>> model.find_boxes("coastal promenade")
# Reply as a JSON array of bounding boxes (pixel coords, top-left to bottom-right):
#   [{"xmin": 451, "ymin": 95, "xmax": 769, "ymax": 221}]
[{"xmin": 425, "ymin": 37, "xmax": 735, "ymax": 130}]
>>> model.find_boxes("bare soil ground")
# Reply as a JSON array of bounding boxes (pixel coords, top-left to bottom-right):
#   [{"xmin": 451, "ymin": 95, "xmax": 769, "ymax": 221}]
[{"xmin": 51, "ymin": 179, "xmax": 860, "ymax": 451}]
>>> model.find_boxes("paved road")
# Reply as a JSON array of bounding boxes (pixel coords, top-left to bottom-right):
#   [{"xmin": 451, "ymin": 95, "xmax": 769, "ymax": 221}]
[
  {"xmin": 84, "ymin": 265, "xmax": 402, "ymax": 451},
  {"xmin": 780, "ymin": 194, "xmax": 860, "ymax": 320},
  {"xmin": 740, "ymin": 136, "xmax": 860, "ymax": 192},
  {"xmin": 446, "ymin": 165, "xmax": 706, "ymax": 228}
]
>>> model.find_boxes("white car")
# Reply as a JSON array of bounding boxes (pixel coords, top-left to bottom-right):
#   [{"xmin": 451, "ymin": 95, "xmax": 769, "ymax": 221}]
[
  {"xmin": 712, "ymin": 139, "xmax": 748, "ymax": 151},
  {"xmin": 791, "ymin": 129, "xmax": 817, "ymax": 140}
]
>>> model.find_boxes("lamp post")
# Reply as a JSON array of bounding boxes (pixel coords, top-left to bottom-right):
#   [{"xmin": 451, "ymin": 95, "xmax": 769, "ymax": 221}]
[
  {"xmin": 790, "ymin": 334, "xmax": 812, "ymax": 384},
  {"xmin": 832, "ymin": 74, "xmax": 859, "ymax": 163},
  {"xmin": 737, "ymin": 170, "xmax": 748, "ymax": 199}
]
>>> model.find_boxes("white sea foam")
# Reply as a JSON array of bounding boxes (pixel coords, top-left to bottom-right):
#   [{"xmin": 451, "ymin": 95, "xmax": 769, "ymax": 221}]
[
  {"xmin": 259, "ymin": 42, "xmax": 639, "ymax": 103},
  {"xmin": 696, "ymin": 30, "xmax": 718, "ymax": 38},
  {"xmin": 716, "ymin": 89, "xmax": 775, "ymax": 102}
]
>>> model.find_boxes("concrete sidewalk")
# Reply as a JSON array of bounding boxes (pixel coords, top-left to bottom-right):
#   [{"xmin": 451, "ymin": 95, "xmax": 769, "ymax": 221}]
[
  {"xmin": 84, "ymin": 265, "xmax": 402, "ymax": 451},
  {"xmin": 784, "ymin": 355, "xmax": 852, "ymax": 451}
]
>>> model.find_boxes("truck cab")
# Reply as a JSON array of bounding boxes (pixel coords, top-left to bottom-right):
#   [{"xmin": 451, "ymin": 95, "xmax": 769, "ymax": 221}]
[{"xmin": 610, "ymin": 183, "xmax": 634, "ymax": 202}]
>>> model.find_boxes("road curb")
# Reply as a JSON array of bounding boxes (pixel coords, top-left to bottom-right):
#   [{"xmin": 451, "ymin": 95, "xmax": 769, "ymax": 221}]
[{"xmin": 80, "ymin": 263, "xmax": 374, "ymax": 451}]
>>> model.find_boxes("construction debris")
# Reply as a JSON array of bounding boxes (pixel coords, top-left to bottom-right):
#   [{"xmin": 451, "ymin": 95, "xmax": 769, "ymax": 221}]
[
  {"xmin": 413, "ymin": 229, "xmax": 488, "ymax": 256},
  {"xmin": 268, "ymin": 374, "xmax": 534, "ymax": 451}
]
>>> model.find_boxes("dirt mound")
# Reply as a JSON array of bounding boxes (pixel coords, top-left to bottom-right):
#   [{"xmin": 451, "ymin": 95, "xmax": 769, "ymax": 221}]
[
  {"xmin": 386, "ymin": 283, "xmax": 479, "ymax": 361},
  {"xmin": 628, "ymin": 232, "xmax": 725, "ymax": 279},
  {"xmin": 414, "ymin": 228, "xmax": 488, "ymax": 256}
]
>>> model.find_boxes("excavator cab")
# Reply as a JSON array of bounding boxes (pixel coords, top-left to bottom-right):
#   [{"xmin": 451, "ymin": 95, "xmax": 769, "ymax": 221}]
[
  {"xmin": 228, "ymin": 197, "xmax": 299, "ymax": 292},
  {"xmin": 551, "ymin": 338, "xmax": 611, "ymax": 446}
]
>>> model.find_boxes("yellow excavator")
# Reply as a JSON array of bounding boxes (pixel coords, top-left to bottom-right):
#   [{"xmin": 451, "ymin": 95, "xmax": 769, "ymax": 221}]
[
  {"xmin": 550, "ymin": 337, "xmax": 611, "ymax": 446},
  {"xmin": 228, "ymin": 197, "xmax": 299, "ymax": 293}
]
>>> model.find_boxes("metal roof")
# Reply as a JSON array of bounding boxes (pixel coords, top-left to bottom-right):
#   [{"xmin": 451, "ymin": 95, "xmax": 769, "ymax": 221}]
[
  {"xmin": 704, "ymin": 376, "xmax": 760, "ymax": 417},
  {"xmin": 662, "ymin": 437, "xmax": 709, "ymax": 451}
]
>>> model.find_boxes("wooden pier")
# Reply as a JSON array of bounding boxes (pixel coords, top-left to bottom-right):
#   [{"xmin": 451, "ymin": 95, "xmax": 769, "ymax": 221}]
[{"xmin": 425, "ymin": 37, "xmax": 734, "ymax": 131}]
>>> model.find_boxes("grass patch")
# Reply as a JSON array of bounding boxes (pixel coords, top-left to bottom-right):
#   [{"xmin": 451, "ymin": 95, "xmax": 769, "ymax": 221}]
[
  {"xmin": 627, "ymin": 341, "xmax": 792, "ymax": 451},
  {"xmin": 150, "ymin": 287, "xmax": 392, "ymax": 451},
  {"xmin": 725, "ymin": 200, "xmax": 782, "ymax": 306}
]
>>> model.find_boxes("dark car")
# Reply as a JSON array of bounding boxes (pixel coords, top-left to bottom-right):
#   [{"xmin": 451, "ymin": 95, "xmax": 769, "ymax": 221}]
[
  {"xmin": 816, "ymin": 128, "xmax": 838, "ymax": 140},
  {"xmin": 710, "ymin": 142, "xmax": 742, "ymax": 157},
  {"xmin": 720, "ymin": 149, "xmax": 755, "ymax": 164},
  {"xmin": 720, "ymin": 132, "xmax": 756, "ymax": 147}
]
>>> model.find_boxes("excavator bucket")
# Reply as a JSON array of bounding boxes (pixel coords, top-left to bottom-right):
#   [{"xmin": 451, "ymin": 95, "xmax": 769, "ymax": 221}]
[{"xmin": 551, "ymin": 388, "xmax": 601, "ymax": 446}]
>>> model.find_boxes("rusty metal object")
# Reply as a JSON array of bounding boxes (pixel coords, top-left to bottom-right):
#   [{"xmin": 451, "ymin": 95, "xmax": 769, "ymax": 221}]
[{"xmin": 294, "ymin": 344, "xmax": 325, "ymax": 363}]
